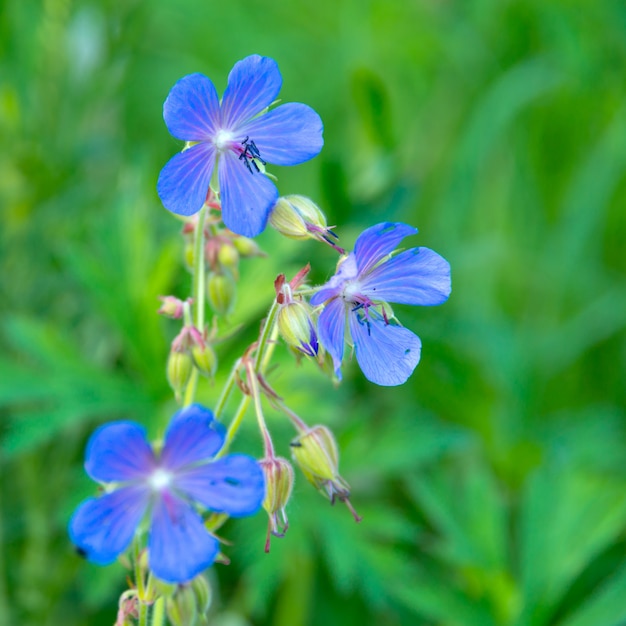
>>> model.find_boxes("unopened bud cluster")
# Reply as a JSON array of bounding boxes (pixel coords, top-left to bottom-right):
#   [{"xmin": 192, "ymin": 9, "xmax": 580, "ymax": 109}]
[{"xmin": 165, "ymin": 322, "xmax": 217, "ymax": 401}]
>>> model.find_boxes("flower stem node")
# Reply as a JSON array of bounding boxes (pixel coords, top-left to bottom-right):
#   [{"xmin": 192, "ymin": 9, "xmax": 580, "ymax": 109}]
[
  {"xmin": 258, "ymin": 456, "xmax": 294, "ymax": 551},
  {"xmin": 290, "ymin": 426, "xmax": 361, "ymax": 521},
  {"xmin": 270, "ymin": 195, "xmax": 342, "ymax": 251},
  {"xmin": 206, "ymin": 271, "xmax": 236, "ymax": 317}
]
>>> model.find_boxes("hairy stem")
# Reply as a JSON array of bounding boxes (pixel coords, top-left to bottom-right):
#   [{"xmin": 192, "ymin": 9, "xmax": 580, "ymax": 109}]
[{"xmin": 183, "ymin": 206, "xmax": 207, "ymax": 407}]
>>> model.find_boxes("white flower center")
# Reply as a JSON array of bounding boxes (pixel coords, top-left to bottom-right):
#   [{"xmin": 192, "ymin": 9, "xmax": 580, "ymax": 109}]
[
  {"xmin": 214, "ymin": 129, "xmax": 235, "ymax": 152},
  {"xmin": 148, "ymin": 468, "xmax": 172, "ymax": 491},
  {"xmin": 342, "ymin": 280, "xmax": 361, "ymax": 303}
]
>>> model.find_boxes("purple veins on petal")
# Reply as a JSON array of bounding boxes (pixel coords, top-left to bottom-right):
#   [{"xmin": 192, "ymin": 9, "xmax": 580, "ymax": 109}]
[
  {"xmin": 300, "ymin": 321, "xmax": 319, "ymax": 357},
  {"xmin": 175, "ymin": 454, "xmax": 266, "ymax": 517},
  {"xmin": 163, "ymin": 73, "xmax": 221, "ymax": 141},
  {"xmin": 349, "ymin": 311, "xmax": 422, "ymax": 386},
  {"xmin": 69, "ymin": 486, "xmax": 150, "ymax": 564},
  {"xmin": 218, "ymin": 150, "xmax": 278, "ymax": 237},
  {"xmin": 85, "ymin": 422, "xmax": 155, "ymax": 483},
  {"xmin": 311, "ymin": 221, "xmax": 449, "ymax": 385},
  {"xmin": 241, "ymin": 103, "xmax": 324, "ymax": 166},
  {"xmin": 160, "ymin": 404, "xmax": 224, "ymax": 471},
  {"xmin": 317, "ymin": 297, "xmax": 347, "ymax": 378},
  {"xmin": 359, "ymin": 247, "xmax": 452, "ymax": 306},
  {"xmin": 310, "ymin": 255, "xmax": 359, "ymax": 306},
  {"xmin": 354, "ymin": 222, "xmax": 418, "ymax": 275},
  {"xmin": 148, "ymin": 493, "xmax": 220, "ymax": 583},
  {"xmin": 158, "ymin": 55, "xmax": 324, "ymax": 234},
  {"xmin": 69, "ymin": 402, "xmax": 268, "ymax": 582},
  {"xmin": 157, "ymin": 143, "xmax": 216, "ymax": 217},
  {"xmin": 220, "ymin": 55, "xmax": 282, "ymax": 129}
]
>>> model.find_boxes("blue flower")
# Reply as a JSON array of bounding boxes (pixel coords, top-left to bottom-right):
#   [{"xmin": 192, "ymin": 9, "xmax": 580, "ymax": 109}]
[
  {"xmin": 68, "ymin": 404, "xmax": 265, "ymax": 583},
  {"xmin": 310, "ymin": 222, "xmax": 451, "ymax": 386},
  {"xmin": 157, "ymin": 55, "xmax": 324, "ymax": 238}
]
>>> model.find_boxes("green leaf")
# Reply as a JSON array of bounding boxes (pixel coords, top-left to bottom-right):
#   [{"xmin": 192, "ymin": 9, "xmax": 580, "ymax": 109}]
[{"xmin": 557, "ymin": 562, "xmax": 626, "ymax": 626}]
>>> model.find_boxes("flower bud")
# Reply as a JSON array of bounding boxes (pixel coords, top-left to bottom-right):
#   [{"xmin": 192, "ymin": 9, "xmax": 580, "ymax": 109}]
[
  {"xmin": 277, "ymin": 301, "xmax": 318, "ymax": 357},
  {"xmin": 291, "ymin": 425, "xmax": 339, "ymax": 485},
  {"xmin": 165, "ymin": 585, "xmax": 197, "ymax": 626},
  {"xmin": 270, "ymin": 196, "xmax": 344, "ymax": 252},
  {"xmin": 166, "ymin": 349, "xmax": 193, "ymax": 402},
  {"xmin": 184, "ymin": 240, "xmax": 195, "ymax": 271},
  {"xmin": 233, "ymin": 235, "xmax": 265, "ymax": 258},
  {"xmin": 115, "ymin": 590, "xmax": 139, "ymax": 626},
  {"xmin": 158, "ymin": 296, "xmax": 186, "ymax": 319},
  {"xmin": 217, "ymin": 241, "xmax": 239, "ymax": 272},
  {"xmin": 191, "ymin": 575, "xmax": 212, "ymax": 615},
  {"xmin": 291, "ymin": 426, "xmax": 361, "ymax": 521},
  {"xmin": 259, "ymin": 457, "xmax": 294, "ymax": 552},
  {"xmin": 206, "ymin": 271, "xmax": 236, "ymax": 317},
  {"xmin": 269, "ymin": 195, "xmax": 322, "ymax": 239},
  {"xmin": 191, "ymin": 341, "xmax": 217, "ymax": 379}
]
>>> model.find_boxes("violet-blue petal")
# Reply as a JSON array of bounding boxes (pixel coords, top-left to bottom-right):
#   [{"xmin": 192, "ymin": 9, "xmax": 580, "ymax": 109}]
[
  {"xmin": 163, "ymin": 73, "xmax": 221, "ymax": 141},
  {"xmin": 85, "ymin": 422, "xmax": 155, "ymax": 483},
  {"xmin": 310, "ymin": 287, "xmax": 339, "ymax": 306},
  {"xmin": 310, "ymin": 254, "xmax": 359, "ymax": 306},
  {"xmin": 359, "ymin": 247, "xmax": 452, "ymax": 306},
  {"xmin": 221, "ymin": 55, "xmax": 282, "ymax": 129},
  {"xmin": 349, "ymin": 312, "xmax": 422, "ymax": 386},
  {"xmin": 317, "ymin": 297, "xmax": 347, "ymax": 378},
  {"xmin": 175, "ymin": 454, "xmax": 265, "ymax": 517},
  {"xmin": 148, "ymin": 493, "xmax": 219, "ymax": 583},
  {"xmin": 354, "ymin": 222, "xmax": 418, "ymax": 275},
  {"xmin": 69, "ymin": 486, "xmax": 150, "ymax": 564},
  {"xmin": 299, "ymin": 319, "xmax": 318, "ymax": 357},
  {"xmin": 218, "ymin": 150, "xmax": 278, "ymax": 237},
  {"xmin": 157, "ymin": 142, "xmax": 216, "ymax": 217},
  {"xmin": 160, "ymin": 404, "xmax": 224, "ymax": 472},
  {"xmin": 240, "ymin": 103, "xmax": 323, "ymax": 166}
]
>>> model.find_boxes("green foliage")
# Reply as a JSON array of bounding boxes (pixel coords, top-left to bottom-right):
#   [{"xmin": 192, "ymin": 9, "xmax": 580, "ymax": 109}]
[{"xmin": 1, "ymin": 0, "xmax": 625, "ymax": 625}]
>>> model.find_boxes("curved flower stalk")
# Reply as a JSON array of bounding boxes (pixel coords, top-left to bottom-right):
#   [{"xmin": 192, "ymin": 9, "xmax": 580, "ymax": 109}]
[
  {"xmin": 310, "ymin": 222, "xmax": 451, "ymax": 386},
  {"xmin": 157, "ymin": 55, "xmax": 324, "ymax": 238},
  {"xmin": 69, "ymin": 404, "xmax": 265, "ymax": 583}
]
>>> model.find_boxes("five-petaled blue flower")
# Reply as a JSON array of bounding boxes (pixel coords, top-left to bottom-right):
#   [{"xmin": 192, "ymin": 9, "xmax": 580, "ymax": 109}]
[
  {"xmin": 310, "ymin": 223, "xmax": 451, "ymax": 386},
  {"xmin": 68, "ymin": 404, "xmax": 265, "ymax": 583},
  {"xmin": 157, "ymin": 54, "xmax": 324, "ymax": 238}
]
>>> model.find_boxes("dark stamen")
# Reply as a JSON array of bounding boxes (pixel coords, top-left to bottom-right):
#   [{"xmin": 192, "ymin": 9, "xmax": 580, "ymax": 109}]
[{"xmin": 239, "ymin": 136, "xmax": 266, "ymax": 174}]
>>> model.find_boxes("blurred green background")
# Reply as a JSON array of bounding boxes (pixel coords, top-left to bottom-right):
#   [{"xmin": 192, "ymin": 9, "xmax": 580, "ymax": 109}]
[{"xmin": 2, "ymin": 0, "xmax": 626, "ymax": 624}]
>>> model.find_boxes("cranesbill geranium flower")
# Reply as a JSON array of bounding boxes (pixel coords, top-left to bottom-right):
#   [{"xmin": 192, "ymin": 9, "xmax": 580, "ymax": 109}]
[
  {"xmin": 157, "ymin": 54, "xmax": 324, "ymax": 238},
  {"xmin": 69, "ymin": 404, "xmax": 265, "ymax": 583},
  {"xmin": 310, "ymin": 222, "xmax": 451, "ymax": 386}
]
